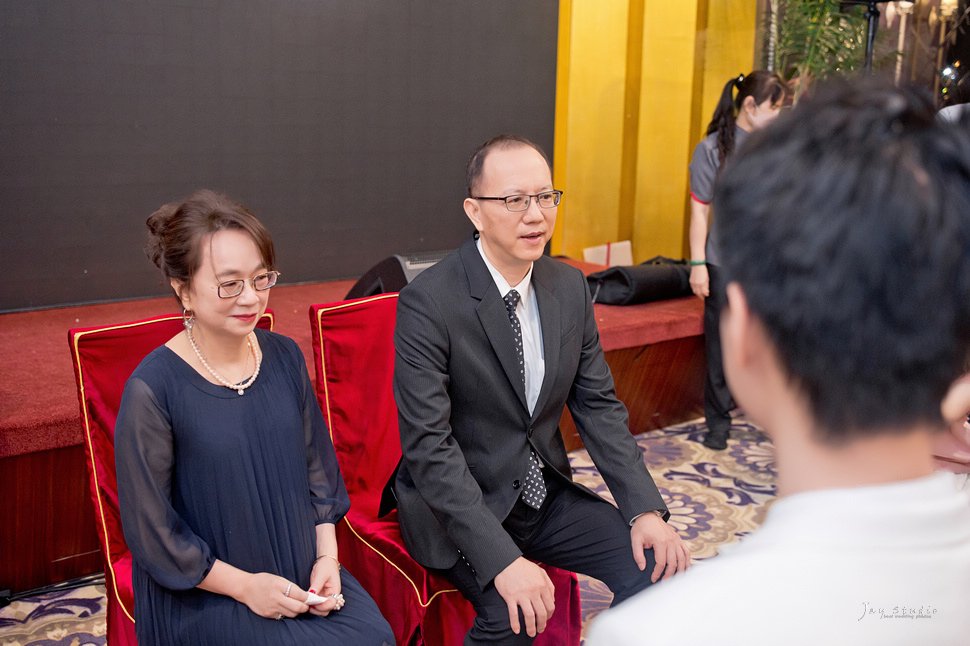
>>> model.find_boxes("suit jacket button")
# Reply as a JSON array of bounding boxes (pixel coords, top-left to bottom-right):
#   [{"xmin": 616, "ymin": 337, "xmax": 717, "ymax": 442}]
[{"xmin": 512, "ymin": 479, "xmax": 521, "ymax": 489}]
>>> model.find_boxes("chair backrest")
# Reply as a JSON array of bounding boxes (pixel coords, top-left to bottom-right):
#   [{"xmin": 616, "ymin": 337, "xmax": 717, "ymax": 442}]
[
  {"xmin": 309, "ymin": 294, "xmax": 400, "ymax": 519},
  {"xmin": 68, "ymin": 311, "xmax": 274, "ymax": 623}
]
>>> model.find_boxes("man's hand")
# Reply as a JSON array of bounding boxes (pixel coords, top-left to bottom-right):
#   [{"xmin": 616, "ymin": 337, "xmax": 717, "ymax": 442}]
[
  {"xmin": 493, "ymin": 557, "xmax": 556, "ymax": 637},
  {"xmin": 631, "ymin": 513, "xmax": 691, "ymax": 583}
]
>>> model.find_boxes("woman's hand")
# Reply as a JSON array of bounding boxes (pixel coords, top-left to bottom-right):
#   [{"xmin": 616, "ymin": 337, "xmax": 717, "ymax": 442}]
[
  {"xmin": 237, "ymin": 572, "xmax": 310, "ymax": 620},
  {"xmin": 198, "ymin": 560, "xmax": 310, "ymax": 620},
  {"xmin": 689, "ymin": 264, "xmax": 710, "ymax": 299},
  {"xmin": 307, "ymin": 555, "xmax": 343, "ymax": 616},
  {"xmin": 687, "ymin": 198, "xmax": 710, "ymax": 299},
  {"xmin": 307, "ymin": 524, "xmax": 343, "ymax": 616}
]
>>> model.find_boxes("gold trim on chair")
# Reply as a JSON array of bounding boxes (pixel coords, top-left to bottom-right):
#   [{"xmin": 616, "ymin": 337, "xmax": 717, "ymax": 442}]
[
  {"xmin": 315, "ymin": 294, "xmax": 399, "ymax": 440},
  {"xmin": 72, "ymin": 316, "xmax": 184, "ymax": 623},
  {"xmin": 71, "ymin": 312, "xmax": 276, "ymax": 625},
  {"xmin": 343, "ymin": 518, "xmax": 458, "ymax": 609},
  {"xmin": 314, "ymin": 294, "xmax": 461, "ymax": 608}
]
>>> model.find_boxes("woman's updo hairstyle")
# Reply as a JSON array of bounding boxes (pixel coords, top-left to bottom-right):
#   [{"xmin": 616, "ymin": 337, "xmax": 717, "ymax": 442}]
[{"xmin": 145, "ymin": 189, "xmax": 275, "ymax": 304}]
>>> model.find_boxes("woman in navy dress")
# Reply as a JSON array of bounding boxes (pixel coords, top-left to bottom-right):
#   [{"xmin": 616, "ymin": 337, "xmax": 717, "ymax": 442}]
[{"xmin": 115, "ymin": 189, "xmax": 394, "ymax": 645}]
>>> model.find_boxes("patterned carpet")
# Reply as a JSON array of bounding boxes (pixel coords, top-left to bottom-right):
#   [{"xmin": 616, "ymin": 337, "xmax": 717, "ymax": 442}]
[
  {"xmin": 0, "ymin": 582, "xmax": 106, "ymax": 645},
  {"xmin": 573, "ymin": 417, "xmax": 777, "ymax": 634},
  {"xmin": 0, "ymin": 416, "xmax": 776, "ymax": 645}
]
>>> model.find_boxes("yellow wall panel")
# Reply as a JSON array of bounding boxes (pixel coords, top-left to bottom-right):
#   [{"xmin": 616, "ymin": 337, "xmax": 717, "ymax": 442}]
[
  {"xmin": 634, "ymin": 2, "xmax": 702, "ymax": 259},
  {"xmin": 698, "ymin": 2, "xmax": 759, "ymax": 140},
  {"xmin": 552, "ymin": 0, "xmax": 631, "ymax": 258},
  {"xmin": 553, "ymin": 0, "xmax": 758, "ymax": 261}
]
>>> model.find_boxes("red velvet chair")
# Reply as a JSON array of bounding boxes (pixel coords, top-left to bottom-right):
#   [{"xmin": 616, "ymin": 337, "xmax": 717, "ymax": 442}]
[
  {"xmin": 68, "ymin": 312, "xmax": 274, "ymax": 646},
  {"xmin": 309, "ymin": 294, "xmax": 582, "ymax": 646}
]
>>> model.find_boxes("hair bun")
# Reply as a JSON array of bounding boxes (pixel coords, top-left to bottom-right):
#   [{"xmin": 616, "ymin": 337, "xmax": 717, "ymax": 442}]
[{"xmin": 145, "ymin": 202, "xmax": 179, "ymax": 269}]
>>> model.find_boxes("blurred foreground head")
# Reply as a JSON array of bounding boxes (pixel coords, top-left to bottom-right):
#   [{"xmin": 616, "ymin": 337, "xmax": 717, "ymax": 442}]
[{"xmin": 714, "ymin": 77, "xmax": 970, "ymax": 444}]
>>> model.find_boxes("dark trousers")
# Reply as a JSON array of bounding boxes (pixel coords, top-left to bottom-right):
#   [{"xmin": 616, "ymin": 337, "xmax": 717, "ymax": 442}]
[
  {"xmin": 703, "ymin": 263, "xmax": 735, "ymax": 434},
  {"xmin": 434, "ymin": 478, "xmax": 656, "ymax": 645}
]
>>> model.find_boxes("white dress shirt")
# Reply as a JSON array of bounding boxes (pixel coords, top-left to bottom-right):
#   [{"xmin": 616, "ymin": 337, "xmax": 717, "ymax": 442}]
[
  {"xmin": 587, "ymin": 472, "xmax": 970, "ymax": 646},
  {"xmin": 477, "ymin": 239, "xmax": 545, "ymax": 415}
]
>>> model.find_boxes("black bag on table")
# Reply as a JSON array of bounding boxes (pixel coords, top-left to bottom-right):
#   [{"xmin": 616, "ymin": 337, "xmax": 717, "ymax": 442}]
[{"xmin": 586, "ymin": 256, "xmax": 691, "ymax": 305}]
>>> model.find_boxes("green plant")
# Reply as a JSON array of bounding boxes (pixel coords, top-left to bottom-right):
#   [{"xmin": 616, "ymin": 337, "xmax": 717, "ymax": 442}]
[{"xmin": 772, "ymin": 0, "xmax": 868, "ymax": 98}]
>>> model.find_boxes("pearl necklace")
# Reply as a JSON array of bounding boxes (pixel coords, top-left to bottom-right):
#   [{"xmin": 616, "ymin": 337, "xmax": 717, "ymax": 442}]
[{"xmin": 186, "ymin": 328, "xmax": 261, "ymax": 396}]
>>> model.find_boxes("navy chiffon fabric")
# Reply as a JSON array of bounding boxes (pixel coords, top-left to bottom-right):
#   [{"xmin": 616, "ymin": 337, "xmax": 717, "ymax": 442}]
[{"xmin": 116, "ymin": 329, "xmax": 393, "ymax": 645}]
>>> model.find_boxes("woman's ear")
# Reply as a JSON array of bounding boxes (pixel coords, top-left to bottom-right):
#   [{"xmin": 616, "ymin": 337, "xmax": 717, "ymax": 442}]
[
  {"xmin": 171, "ymin": 278, "xmax": 189, "ymax": 309},
  {"xmin": 741, "ymin": 94, "xmax": 757, "ymax": 115}
]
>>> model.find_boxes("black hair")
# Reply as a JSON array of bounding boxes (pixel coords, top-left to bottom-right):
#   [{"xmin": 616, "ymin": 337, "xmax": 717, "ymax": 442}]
[
  {"xmin": 466, "ymin": 134, "xmax": 551, "ymax": 196},
  {"xmin": 706, "ymin": 71, "xmax": 788, "ymax": 164},
  {"xmin": 714, "ymin": 76, "xmax": 970, "ymax": 443}
]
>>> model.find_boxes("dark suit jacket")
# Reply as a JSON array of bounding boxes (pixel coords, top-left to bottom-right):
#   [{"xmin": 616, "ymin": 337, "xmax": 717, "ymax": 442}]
[{"xmin": 393, "ymin": 236, "xmax": 668, "ymax": 588}]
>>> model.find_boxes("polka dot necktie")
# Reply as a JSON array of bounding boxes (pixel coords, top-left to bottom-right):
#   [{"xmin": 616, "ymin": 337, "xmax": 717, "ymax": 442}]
[{"xmin": 504, "ymin": 290, "xmax": 546, "ymax": 510}]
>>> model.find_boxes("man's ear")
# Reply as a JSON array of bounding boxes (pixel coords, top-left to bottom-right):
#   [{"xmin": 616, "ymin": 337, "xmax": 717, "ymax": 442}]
[
  {"xmin": 723, "ymin": 282, "xmax": 780, "ymax": 375},
  {"xmin": 942, "ymin": 375, "xmax": 970, "ymax": 426},
  {"xmin": 463, "ymin": 197, "xmax": 483, "ymax": 232}
]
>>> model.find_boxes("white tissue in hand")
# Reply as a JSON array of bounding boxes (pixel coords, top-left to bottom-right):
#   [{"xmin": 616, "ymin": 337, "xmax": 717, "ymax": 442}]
[{"xmin": 305, "ymin": 592, "xmax": 327, "ymax": 605}]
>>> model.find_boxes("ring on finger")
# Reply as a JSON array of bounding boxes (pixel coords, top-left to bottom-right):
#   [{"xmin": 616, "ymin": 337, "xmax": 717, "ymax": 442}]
[
  {"xmin": 276, "ymin": 613, "xmax": 283, "ymax": 620},
  {"xmin": 284, "ymin": 583, "xmax": 292, "ymax": 598}
]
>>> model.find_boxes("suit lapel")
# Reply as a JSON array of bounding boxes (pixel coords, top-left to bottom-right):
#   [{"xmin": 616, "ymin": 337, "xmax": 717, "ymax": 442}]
[
  {"xmin": 531, "ymin": 260, "xmax": 561, "ymax": 420},
  {"xmin": 461, "ymin": 239, "xmax": 529, "ymax": 412}
]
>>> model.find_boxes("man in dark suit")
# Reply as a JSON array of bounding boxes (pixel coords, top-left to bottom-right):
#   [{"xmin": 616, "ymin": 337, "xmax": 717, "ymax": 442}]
[{"xmin": 392, "ymin": 135, "xmax": 690, "ymax": 644}]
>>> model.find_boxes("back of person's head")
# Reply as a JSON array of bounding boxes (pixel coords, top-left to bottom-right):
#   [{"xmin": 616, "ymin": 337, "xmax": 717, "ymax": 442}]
[
  {"xmin": 714, "ymin": 76, "xmax": 970, "ymax": 443},
  {"xmin": 146, "ymin": 189, "xmax": 275, "ymax": 303},
  {"xmin": 466, "ymin": 134, "xmax": 550, "ymax": 196},
  {"xmin": 706, "ymin": 70, "xmax": 787, "ymax": 163}
]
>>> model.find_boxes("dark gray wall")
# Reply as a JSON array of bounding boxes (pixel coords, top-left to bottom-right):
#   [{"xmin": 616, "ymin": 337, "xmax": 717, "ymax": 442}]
[{"xmin": 0, "ymin": 1, "xmax": 558, "ymax": 311}]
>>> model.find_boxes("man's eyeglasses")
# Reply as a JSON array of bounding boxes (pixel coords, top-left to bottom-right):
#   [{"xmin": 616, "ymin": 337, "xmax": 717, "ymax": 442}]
[
  {"xmin": 216, "ymin": 271, "xmax": 281, "ymax": 298},
  {"xmin": 472, "ymin": 190, "xmax": 563, "ymax": 212}
]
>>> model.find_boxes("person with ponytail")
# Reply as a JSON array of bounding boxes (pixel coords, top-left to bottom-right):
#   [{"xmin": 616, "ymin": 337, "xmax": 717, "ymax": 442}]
[{"xmin": 688, "ymin": 71, "xmax": 788, "ymax": 450}]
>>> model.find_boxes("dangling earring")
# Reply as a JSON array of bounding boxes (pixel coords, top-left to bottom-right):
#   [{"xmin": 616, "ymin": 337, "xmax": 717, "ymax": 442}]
[{"xmin": 182, "ymin": 308, "xmax": 195, "ymax": 330}]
